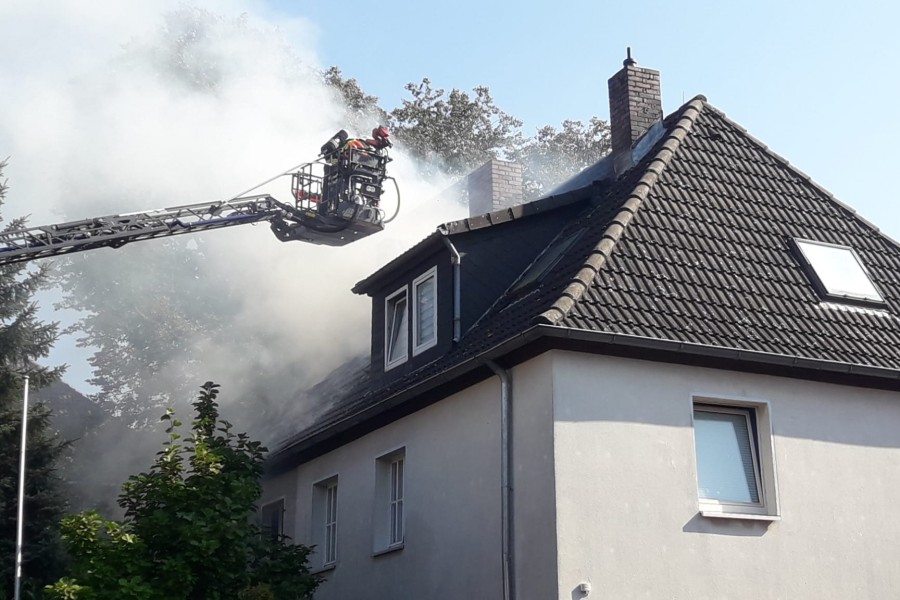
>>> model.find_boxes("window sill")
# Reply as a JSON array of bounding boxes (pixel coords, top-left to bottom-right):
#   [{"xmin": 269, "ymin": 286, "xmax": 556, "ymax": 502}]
[
  {"xmin": 372, "ymin": 543, "xmax": 404, "ymax": 558},
  {"xmin": 310, "ymin": 563, "xmax": 336, "ymax": 575},
  {"xmin": 700, "ymin": 510, "xmax": 781, "ymax": 522},
  {"xmin": 412, "ymin": 339, "xmax": 437, "ymax": 357},
  {"xmin": 384, "ymin": 358, "xmax": 407, "ymax": 372}
]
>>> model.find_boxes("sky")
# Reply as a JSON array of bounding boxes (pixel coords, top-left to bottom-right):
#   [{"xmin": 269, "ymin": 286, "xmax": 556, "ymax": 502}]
[
  {"xmin": 2, "ymin": 0, "xmax": 899, "ymax": 397},
  {"xmin": 272, "ymin": 0, "xmax": 900, "ymax": 235}
]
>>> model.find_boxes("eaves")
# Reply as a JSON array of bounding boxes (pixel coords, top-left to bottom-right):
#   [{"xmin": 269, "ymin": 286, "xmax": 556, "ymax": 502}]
[{"xmin": 267, "ymin": 324, "xmax": 900, "ymax": 473}]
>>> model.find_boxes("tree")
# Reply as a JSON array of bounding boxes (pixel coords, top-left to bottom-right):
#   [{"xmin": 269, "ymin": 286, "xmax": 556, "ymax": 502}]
[
  {"xmin": 388, "ymin": 78, "xmax": 523, "ymax": 175},
  {"xmin": 512, "ymin": 117, "xmax": 611, "ymax": 199},
  {"xmin": 0, "ymin": 159, "xmax": 68, "ymax": 598},
  {"xmin": 54, "ymin": 238, "xmax": 235, "ymax": 427},
  {"xmin": 323, "ymin": 66, "xmax": 388, "ymax": 125},
  {"xmin": 46, "ymin": 382, "xmax": 319, "ymax": 600}
]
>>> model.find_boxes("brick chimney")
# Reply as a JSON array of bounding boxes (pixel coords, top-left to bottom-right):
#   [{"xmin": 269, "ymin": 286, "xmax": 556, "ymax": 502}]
[
  {"xmin": 467, "ymin": 159, "xmax": 523, "ymax": 217},
  {"xmin": 608, "ymin": 49, "xmax": 663, "ymax": 156}
]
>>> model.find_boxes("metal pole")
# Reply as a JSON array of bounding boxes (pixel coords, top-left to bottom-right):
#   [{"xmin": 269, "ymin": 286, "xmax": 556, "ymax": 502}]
[{"xmin": 14, "ymin": 375, "xmax": 29, "ymax": 600}]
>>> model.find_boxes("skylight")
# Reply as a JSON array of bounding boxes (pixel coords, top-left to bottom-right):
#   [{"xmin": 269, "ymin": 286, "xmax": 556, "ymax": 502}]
[
  {"xmin": 509, "ymin": 228, "xmax": 585, "ymax": 295},
  {"xmin": 792, "ymin": 239, "xmax": 884, "ymax": 304}
]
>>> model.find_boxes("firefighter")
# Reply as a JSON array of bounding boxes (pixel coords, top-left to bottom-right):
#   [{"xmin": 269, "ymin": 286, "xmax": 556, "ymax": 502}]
[
  {"xmin": 319, "ymin": 127, "xmax": 391, "ymax": 215},
  {"xmin": 366, "ymin": 126, "xmax": 392, "ymax": 150}
]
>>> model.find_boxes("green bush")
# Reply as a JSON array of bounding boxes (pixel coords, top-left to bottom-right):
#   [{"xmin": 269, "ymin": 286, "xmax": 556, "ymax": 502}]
[{"xmin": 46, "ymin": 383, "xmax": 318, "ymax": 600}]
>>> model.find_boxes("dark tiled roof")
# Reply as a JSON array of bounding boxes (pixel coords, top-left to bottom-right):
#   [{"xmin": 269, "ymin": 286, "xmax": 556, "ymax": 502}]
[
  {"xmin": 546, "ymin": 101, "xmax": 900, "ymax": 370},
  {"xmin": 270, "ymin": 95, "xmax": 900, "ymax": 465}
]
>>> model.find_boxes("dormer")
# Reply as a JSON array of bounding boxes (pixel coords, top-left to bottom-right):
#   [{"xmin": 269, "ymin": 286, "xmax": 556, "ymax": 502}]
[
  {"xmin": 353, "ymin": 239, "xmax": 453, "ymax": 379},
  {"xmin": 353, "ymin": 159, "xmax": 586, "ymax": 381}
]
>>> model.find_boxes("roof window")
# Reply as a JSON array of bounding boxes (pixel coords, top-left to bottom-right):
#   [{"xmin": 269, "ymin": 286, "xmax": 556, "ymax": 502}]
[
  {"xmin": 509, "ymin": 228, "xmax": 585, "ymax": 295},
  {"xmin": 791, "ymin": 239, "xmax": 884, "ymax": 305}
]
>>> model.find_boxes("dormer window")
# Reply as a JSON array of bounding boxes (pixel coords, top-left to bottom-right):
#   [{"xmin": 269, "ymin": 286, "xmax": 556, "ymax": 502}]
[
  {"xmin": 791, "ymin": 239, "xmax": 884, "ymax": 305},
  {"xmin": 384, "ymin": 267, "xmax": 439, "ymax": 371},
  {"xmin": 385, "ymin": 287, "xmax": 408, "ymax": 370},
  {"xmin": 413, "ymin": 267, "xmax": 437, "ymax": 355}
]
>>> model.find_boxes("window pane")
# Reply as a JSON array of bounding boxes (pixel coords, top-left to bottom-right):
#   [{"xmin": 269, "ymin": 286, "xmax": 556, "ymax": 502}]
[
  {"xmin": 390, "ymin": 458, "xmax": 404, "ymax": 545},
  {"xmin": 694, "ymin": 409, "xmax": 760, "ymax": 503},
  {"xmin": 325, "ymin": 484, "xmax": 338, "ymax": 563},
  {"xmin": 392, "ymin": 500, "xmax": 403, "ymax": 544},
  {"xmin": 415, "ymin": 275, "xmax": 435, "ymax": 347},
  {"xmin": 796, "ymin": 240, "xmax": 882, "ymax": 301},
  {"xmin": 261, "ymin": 499, "xmax": 283, "ymax": 541},
  {"xmin": 387, "ymin": 295, "xmax": 408, "ymax": 363},
  {"xmin": 511, "ymin": 229, "xmax": 585, "ymax": 294}
]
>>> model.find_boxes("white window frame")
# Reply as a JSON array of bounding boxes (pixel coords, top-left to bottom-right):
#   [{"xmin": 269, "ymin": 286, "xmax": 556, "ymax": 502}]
[
  {"xmin": 792, "ymin": 238, "xmax": 884, "ymax": 305},
  {"xmin": 691, "ymin": 396, "xmax": 780, "ymax": 521},
  {"xmin": 412, "ymin": 267, "xmax": 438, "ymax": 356},
  {"xmin": 312, "ymin": 475, "xmax": 339, "ymax": 568},
  {"xmin": 384, "ymin": 287, "xmax": 409, "ymax": 370},
  {"xmin": 373, "ymin": 447, "xmax": 406, "ymax": 555}
]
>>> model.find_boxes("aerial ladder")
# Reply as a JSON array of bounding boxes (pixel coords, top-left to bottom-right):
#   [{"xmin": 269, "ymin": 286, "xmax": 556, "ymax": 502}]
[{"xmin": 0, "ymin": 127, "xmax": 399, "ymax": 266}]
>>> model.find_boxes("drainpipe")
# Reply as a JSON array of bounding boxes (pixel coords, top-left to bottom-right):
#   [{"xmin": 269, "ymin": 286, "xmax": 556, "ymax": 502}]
[
  {"xmin": 441, "ymin": 235, "xmax": 461, "ymax": 342},
  {"xmin": 486, "ymin": 360, "xmax": 514, "ymax": 600}
]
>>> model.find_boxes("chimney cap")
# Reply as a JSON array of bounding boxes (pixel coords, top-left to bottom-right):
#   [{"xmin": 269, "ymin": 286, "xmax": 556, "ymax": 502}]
[{"xmin": 623, "ymin": 47, "xmax": 637, "ymax": 67}]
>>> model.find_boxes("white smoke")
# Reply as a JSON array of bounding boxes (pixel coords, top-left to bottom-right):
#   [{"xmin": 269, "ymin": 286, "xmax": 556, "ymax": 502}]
[{"xmin": 0, "ymin": 0, "xmax": 467, "ymax": 488}]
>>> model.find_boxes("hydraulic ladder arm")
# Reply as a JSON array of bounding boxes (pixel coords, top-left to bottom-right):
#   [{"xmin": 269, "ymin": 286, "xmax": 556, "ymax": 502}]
[
  {"xmin": 0, "ymin": 127, "xmax": 400, "ymax": 266},
  {"xmin": 0, "ymin": 195, "xmax": 293, "ymax": 266}
]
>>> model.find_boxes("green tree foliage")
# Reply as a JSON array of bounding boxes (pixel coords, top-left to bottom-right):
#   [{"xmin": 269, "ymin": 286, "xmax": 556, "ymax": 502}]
[
  {"xmin": 322, "ymin": 69, "xmax": 610, "ymax": 193},
  {"xmin": 46, "ymin": 382, "xmax": 318, "ymax": 600},
  {"xmin": 0, "ymin": 160, "xmax": 68, "ymax": 598},
  {"xmin": 388, "ymin": 78, "xmax": 523, "ymax": 175},
  {"xmin": 54, "ymin": 238, "xmax": 235, "ymax": 427},
  {"xmin": 511, "ymin": 117, "xmax": 612, "ymax": 199},
  {"xmin": 323, "ymin": 66, "xmax": 387, "ymax": 124}
]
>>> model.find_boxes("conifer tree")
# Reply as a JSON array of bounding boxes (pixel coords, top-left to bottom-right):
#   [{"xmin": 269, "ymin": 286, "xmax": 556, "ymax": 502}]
[{"xmin": 0, "ymin": 159, "xmax": 68, "ymax": 597}]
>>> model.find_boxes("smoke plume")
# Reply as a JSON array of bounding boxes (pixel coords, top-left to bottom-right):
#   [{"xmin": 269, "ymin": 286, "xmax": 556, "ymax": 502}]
[{"xmin": 1, "ymin": 1, "xmax": 466, "ymax": 508}]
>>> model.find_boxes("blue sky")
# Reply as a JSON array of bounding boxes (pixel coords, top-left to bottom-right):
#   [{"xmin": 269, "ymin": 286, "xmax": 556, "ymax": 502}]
[{"xmin": 263, "ymin": 0, "xmax": 900, "ymax": 238}]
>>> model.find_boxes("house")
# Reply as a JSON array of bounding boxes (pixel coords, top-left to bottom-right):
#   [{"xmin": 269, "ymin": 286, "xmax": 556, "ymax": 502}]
[{"xmin": 263, "ymin": 53, "xmax": 900, "ymax": 599}]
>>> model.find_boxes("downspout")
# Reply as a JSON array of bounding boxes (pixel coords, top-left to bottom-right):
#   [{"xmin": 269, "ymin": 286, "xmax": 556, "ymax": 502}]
[
  {"xmin": 441, "ymin": 234, "xmax": 461, "ymax": 342},
  {"xmin": 486, "ymin": 360, "xmax": 514, "ymax": 600}
]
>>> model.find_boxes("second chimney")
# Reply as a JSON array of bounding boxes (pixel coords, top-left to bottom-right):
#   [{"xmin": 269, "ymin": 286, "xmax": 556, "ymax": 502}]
[
  {"xmin": 467, "ymin": 159, "xmax": 524, "ymax": 217},
  {"xmin": 608, "ymin": 49, "xmax": 662, "ymax": 156}
]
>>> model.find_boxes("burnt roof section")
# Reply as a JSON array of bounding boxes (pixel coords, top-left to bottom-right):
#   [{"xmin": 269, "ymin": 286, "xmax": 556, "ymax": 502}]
[{"xmin": 271, "ymin": 95, "xmax": 900, "ymax": 468}]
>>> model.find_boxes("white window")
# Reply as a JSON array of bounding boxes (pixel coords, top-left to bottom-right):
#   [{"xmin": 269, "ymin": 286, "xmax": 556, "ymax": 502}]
[
  {"xmin": 374, "ymin": 448, "xmax": 405, "ymax": 553},
  {"xmin": 793, "ymin": 239, "xmax": 883, "ymax": 304},
  {"xmin": 385, "ymin": 288, "xmax": 408, "ymax": 370},
  {"xmin": 260, "ymin": 498, "xmax": 284, "ymax": 542},
  {"xmin": 413, "ymin": 268, "xmax": 437, "ymax": 355},
  {"xmin": 312, "ymin": 476, "xmax": 339, "ymax": 567},
  {"xmin": 692, "ymin": 399, "xmax": 779, "ymax": 520}
]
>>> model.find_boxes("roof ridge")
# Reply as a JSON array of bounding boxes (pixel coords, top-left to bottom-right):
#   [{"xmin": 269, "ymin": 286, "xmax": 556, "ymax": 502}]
[
  {"xmin": 702, "ymin": 102, "xmax": 900, "ymax": 254},
  {"xmin": 535, "ymin": 95, "xmax": 707, "ymax": 325}
]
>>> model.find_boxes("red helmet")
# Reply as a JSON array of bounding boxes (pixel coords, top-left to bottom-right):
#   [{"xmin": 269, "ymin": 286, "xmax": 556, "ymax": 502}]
[{"xmin": 372, "ymin": 126, "xmax": 389, "ymax": 140}]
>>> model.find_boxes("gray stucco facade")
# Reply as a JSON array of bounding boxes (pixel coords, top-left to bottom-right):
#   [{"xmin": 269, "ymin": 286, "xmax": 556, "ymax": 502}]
[{"xmin": 263, "ymin": 349, "xmax": 900, "ymax": 598}]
